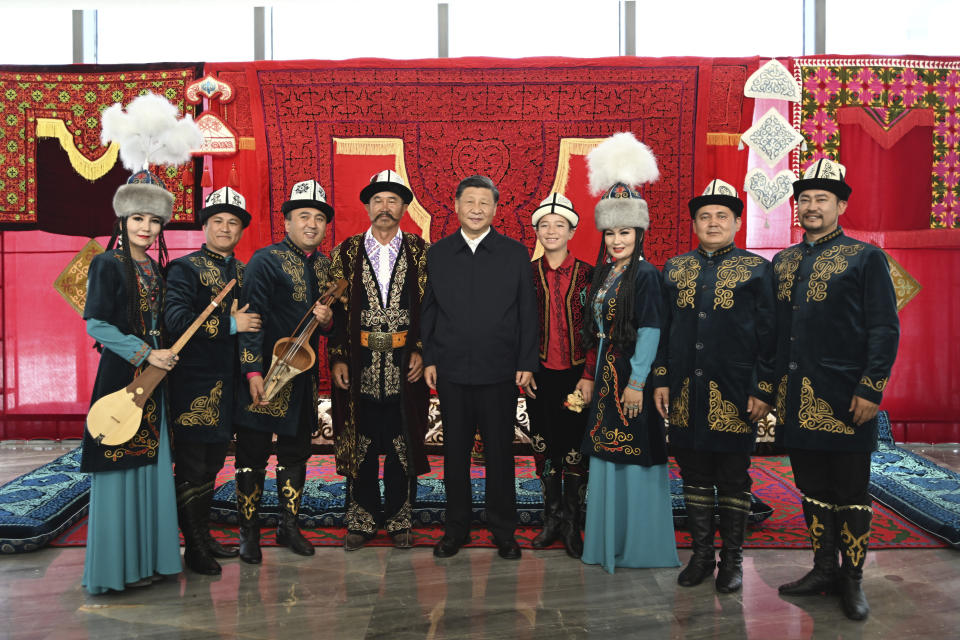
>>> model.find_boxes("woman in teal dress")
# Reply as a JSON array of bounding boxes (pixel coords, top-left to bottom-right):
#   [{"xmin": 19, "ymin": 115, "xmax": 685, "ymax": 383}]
[
  {"xmin": 575, "ymin": 134, "xmax": 679, "ymax": 573},
  {"xmin": 80, "ymin": 171, "xmax": 182, "ymax": 594}
]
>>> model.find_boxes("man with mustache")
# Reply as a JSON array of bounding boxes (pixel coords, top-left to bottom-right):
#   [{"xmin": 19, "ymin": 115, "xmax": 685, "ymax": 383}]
[
  {"xmin": 329, "ymin": 170, "xmax": 430, "ymax": 550},
  {"xmin": 772, "ymin": 160, "xmax": 899, "ymax": 621}
]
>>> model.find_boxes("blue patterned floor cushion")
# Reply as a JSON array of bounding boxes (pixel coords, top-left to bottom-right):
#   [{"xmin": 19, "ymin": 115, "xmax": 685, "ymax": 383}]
[
  {"xmin": 870, "ymin": 412, "xmax": 960, "ymax": 548},
  {"xmin": 0, "ymin": 448, "xmax": 89, "ymax": 554}
]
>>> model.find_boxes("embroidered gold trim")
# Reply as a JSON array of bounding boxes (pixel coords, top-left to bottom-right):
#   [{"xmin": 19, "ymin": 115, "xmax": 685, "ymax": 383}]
[
  {"xmin": 240, "ymin": 348, "xmax": 260, "ymax": 364},
  {"xmin": 775, "ymin": 374, "xmax": 788, "ymax": 419},
  {"xmin": 758, "ymin": 380, "xmax": 773, "ymax": 394},
  {"xmin": 248, "ymin": 381, "xmax": 292, "ymax": 417},
  {"xmin": 667, "ymin": 256, "xmax": 701, "ymax": 309},
  {"xmin": 799, "ymin": 377, "xmax": 854, "ymax": 434},
  {"xmin": 808, "ymin": 514, "xmax": 825, "ymax": 553},
  {"xmin": 859, "ymin": 376, "xmax": 888, "ymax": 392},
  {"xmin": 270, "ymin": 249, "xmax": 306, "ymax": 302},
  {"xmin": 177, "ymin": 380, "xmax": 223, "ymax": 427},
  {"xmin": 202, "ymin": 315, "xmax": 219, "ymax": 337},
  {"xmin": 806, "ymin": 244, "xmax": 864, "ymax": 302},
  {"xmin": 280, "ymin": 478, "xmax": 302, "ymax": 516},
  {"xmin": 531, "ymin": 433, "xmax": 547, "ymax": 454},
  {"xmin": 775, "ymin": 247, "xmax": 803, "ymax": 301},
  {"xmin": 237, "ymin": 482, "xmax": 262, "ymax": 521},
  {"xmin": 669, "ymin": 377, "xmax": 690, "ymax": 428},
  {"xmin": 653, "ymin": 366, "xmax": 667, "ymax": 377},
  {"xmin": 840, "ymin": 522, "xmax": 870, "ymax": 567},
  {"xmin": 714, "ymin": 255, "xmax": 764, "ymax": 310},
  {"xmin": 708, "ymin": 380, "xmax": 751, "ymax": 434}
]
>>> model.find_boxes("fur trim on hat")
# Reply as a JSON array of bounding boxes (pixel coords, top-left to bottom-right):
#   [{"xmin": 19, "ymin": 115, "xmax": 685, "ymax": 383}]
[
  {"xmin": 594, "ymin": 197, "xmax": 649, "ymax": 231},
  {"xmin": 113, "ymin": 182, "xmax": 174, "ymax": 223}
]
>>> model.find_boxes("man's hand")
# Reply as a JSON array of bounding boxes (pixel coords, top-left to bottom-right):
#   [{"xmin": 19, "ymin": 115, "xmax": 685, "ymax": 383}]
[
  {"xmin": 849, "ymin": 395, "xmax": 879, "ymax": 426},
  {"xmin": 575, "ymin": 378, "xmax": 594, "ymax": 405},
  {"xmin": 516, "ymin": 371, "xmax": 533, "ymax": 390},
  {"xmin": 621, "ymin": 386, "xmax": 644, "ymax": 420},
  {"xmin": 248, "ymin": 375, "xmax": 268, "ymax": 406},
  {"xmin": 147, "ymin": 349, "xmax": 178, "ymax": 371},
  {"xmin": 232, "ymin": 303, "xmax": 262, "ymax": 333},
  {"xmin": 521, "ymin": 374, "xmax": 538, "ymax": 399},
  {"xmin": 653, "ymin": 386, "xmax": 670, "ymax": 420},
  {"xmin": 747, "ymin": 396, "xmax": 772, "ymax": 423},
  {"xmin": 424, "ymin": 365, "xmax": 437, "ymax": 390},
  {"xmin": 407, "ymin": 352, "xmax": 424, "ymax": 383},
  {"xmin": 331, "ymin": 363, "xmax": 349, "ymax": 390},
  {"xmin": 312, "ymin": 302, "xmax": 333, "ymax": 328}
]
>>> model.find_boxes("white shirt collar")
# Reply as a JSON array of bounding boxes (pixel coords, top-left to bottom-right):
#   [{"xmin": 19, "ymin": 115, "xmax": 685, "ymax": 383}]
[
  {"xmin": 461, "ymin": 227, "xmax": 491, "ymax": 253},
  {"xmin": 364, "ymin": 227, "xmax": 402, "ymax": 248}
]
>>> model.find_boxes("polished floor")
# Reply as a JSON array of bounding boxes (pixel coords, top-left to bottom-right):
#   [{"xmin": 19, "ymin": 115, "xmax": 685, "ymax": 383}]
[{"xmin": 2, "ymin": 441, "xmax": 959, "ymax": 640}]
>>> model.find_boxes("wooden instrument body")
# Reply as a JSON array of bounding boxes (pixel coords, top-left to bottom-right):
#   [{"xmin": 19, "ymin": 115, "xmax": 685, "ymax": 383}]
[{"xmin": 86, "ymin": 279, "xmax": 236, "ymax": 446}]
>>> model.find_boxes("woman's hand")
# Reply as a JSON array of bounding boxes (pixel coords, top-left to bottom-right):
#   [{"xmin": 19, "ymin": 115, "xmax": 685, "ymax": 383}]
[
  {"xmin": 621, "ymin": 386, "xmax": 643, "ymax": 420},
  {"xmin": 148, "ymin": 349, "xmax": 179, "ymax": 371},
  {"xmin": 575, "ymin": 378, "xmax": 594, "ymax": 405}
]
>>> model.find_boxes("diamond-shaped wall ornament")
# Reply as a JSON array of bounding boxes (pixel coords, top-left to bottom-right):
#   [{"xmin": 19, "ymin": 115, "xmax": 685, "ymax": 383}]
[
  {"xmin": 883, "ymin": 249, "xmax": 922, "ymax": 312},
  {"xmin": 742, "ymin": 107, "xmax": 805, "ymax": 167},
  {"xmin": 744, "ymin": 59, "xmax": 801, "ymax": 102},
  {"xmin": 54, "ymin": 239, "xmax": 105, "ymax": 315},
  {"xmin": 744, "ymin": 168, "xmax": 795, "ymax": 213}
]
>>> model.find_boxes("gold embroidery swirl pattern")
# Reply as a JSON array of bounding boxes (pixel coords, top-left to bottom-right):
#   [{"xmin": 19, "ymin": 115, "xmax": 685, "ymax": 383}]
[
  {"xmin": 775, "ymin": 375, "xmax": 788, "ymax": 419},
  {"xmin": 798, "ymin": 376, "xmax": 853, "ymax": 434},
  {"xmin": 314, "ymin": 253, "xmax": 331, "ymax": 292},
  {"xmin": 177, "ymin": 380, "xmax": 223, "ymax": 427},
  {"xmin": 707, "ymin": 380, "xmax": 751, "ymax": 434},
  {"xmin": 240, "ymin": 348, "xmax": 260, "ymax": 364},
  {"xmin": 840, "ymin": 522, "xmax": 870, "ymax": 566},
  {"xmin": 669, "ymin": 377, "xmax": 690, "ymax": 428},
  {"xmin": 392, "ymin": 434, "xmax": 409, "ymax": 474},
  {"xmin": 280, "ymin": 478, "xmax": 303, "ymax": 515},
  {"xmin": 405, "ymin": 233, "xmax": 428, "ymax": 299},
  {"xmin": 713, "ymin": 256, "xmax": 763, "ymax": 310},
  {"xmin": 189, "ymin": 255, "xmax": 226, "ymax": 290},
  {"xmin": 859, "ymin": 376, "xmax": 888, "ymax": 392},
  {"xmin": 758, "ymin": 380, "xmax": 773, "ymax": 394},
  {"xmin": 653, "ymin": 366, "xmax": 667, "ymax": 377},
  {"xmin": 806, "ymin": 244, "xmax": 864, "ymax": 302},
  {"xmin": 248, "ymin": 381, "xmax": 292, "ymax": 417},
  {"xmin": 531, "ymin": 433, "xmax": 547, "ymax": 454},
  {"xmin": 270, "ymin": 249, "xmax": 306, "ymax": 302},
  {"xmin": 667, "ymin": 256, "xmax": 701, "ymax": 309},
  {"xmin": 808, "ymin": 514, "xmax": 825, "ymax": 553},
  {"xmin": 237, "ymin": 482, "xmax": 261, "ymax": 521},
  {"xmin": 775, "ymin": 247, "xmax": 803, "ymax": 301},
  {"xmin": 202, "ymin": 315, "xmax": 219, "ymax": 337}
]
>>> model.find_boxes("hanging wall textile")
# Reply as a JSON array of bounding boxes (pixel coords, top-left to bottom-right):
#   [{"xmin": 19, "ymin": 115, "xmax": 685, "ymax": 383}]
[
  {"xmin": 0, "ymin": 63, "xmax": 202, "ymax": 228},
  {"xmin": 795, "ymin": 56, "xmax": 960, "ymax": 228},
  {"xmin": 233, "ymin": 57, "xmax": 750, "ymax": 266}
]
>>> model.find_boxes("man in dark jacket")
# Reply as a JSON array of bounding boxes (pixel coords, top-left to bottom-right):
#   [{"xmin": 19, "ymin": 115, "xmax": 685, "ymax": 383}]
[
  {"xmin": 772, "ymin": 160, "xmax": 899, "ymax": 621},
  {"xmin": 166, "ymin": 187, "xmax": 259, "ymax": 574},
  {"xmin": 651, "ymin": 179, "xmax": 776, "ymax": 593},
  {"xmin": 234, "ymin": 179, "xmax": 334, "ymax": 563},
  {"xmin": 422, "ymin": 175, "xmax": 539, "ymax": 560}
]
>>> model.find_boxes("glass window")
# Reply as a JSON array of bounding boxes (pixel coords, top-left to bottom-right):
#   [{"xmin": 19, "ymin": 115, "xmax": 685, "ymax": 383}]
[
  {"xmin": 825, "ymin": 0, "xmax": 960, "ymax": 56},
  {"xmin": 634, "ymin": 1, "xmax": 804, "ymax": 57},
  {"xmin": 97, "ymin": 6, "xmax": 255, "ymax": 63},
  {"xmin": 449, "ymin": 0, "xmax": 620, "ymax": 58},
  {"xmin": 272, "ymin": 2, "xmax": 438, "ymax": 60},
  {"xmin": 0, "ymin": 9, "xmax": 73, "ymax": 64}
]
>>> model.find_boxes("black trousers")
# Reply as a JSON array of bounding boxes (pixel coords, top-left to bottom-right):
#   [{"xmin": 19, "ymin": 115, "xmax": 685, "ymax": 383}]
[
  {"xmin": 234, "ymin": 394, "xmax": 314, "ymax": 470},
  {"xmin": 174, "ymin": 440, "xmax": 231, "ymax": 485},
  {"xmin": 788, "ymin": 449, "xmax": 872, "ymax": 506},
  {"xmin": 437, "ymin": 379, "xmax": 518, "ymax": 540},
  {"xmin": 346, "ymin": 399, "xmax": 416, "ymax": 536},
  {"xmin": 673, "ymin": 447, "xmax": 753, "ymax": 495},
  {"xmin": 526, "ymin": 366, "xmax": 587, "ymax": 477}
]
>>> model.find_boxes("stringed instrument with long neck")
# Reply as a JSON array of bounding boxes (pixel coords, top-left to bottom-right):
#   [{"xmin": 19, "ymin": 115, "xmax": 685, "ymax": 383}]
[
  {"xmin": 86, "ymin": 279, "xmax": 237, "ymax": 446},
  {"xmin": 258, "ymin": 278, "xmax": 348, "ymax": 404}
]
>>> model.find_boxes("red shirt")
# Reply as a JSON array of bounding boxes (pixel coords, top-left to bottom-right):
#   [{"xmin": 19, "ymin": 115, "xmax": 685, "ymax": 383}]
[{"xmin": 543, "ymin": 253, "xmax": 576, "ymax": 370}]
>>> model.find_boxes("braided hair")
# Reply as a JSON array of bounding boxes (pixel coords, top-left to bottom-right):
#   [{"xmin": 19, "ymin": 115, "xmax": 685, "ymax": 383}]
[{"xmin": 582, "ymin": 227, "xmax": 646, "ymax": 355}]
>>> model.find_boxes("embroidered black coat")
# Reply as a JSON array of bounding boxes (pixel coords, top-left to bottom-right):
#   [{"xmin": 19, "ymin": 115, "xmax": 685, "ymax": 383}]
[
  {"xmin": 81, "ymin": 249, "xmax": 165, "ymax": 473},
  {"xmin": 651, "ymin": 245, "xmax": 776, "ymax": 453},
  {"xmin": 235, "ymin": 236, "xmax": 331, "ymax": 437},
  {"xmin": 531, "ymin": 256, "xmax": 593, "ymax": 367},
  {"xmin": 164, "ymin": 245, "xmax": 244, "ymax": 444},
  {"xmin": 771, "ymin": 228, "xmax": 899, "ymax": 453},
  {"xmin": 328, "ymin": 232, "xmax": 430, "ymax": 478}
]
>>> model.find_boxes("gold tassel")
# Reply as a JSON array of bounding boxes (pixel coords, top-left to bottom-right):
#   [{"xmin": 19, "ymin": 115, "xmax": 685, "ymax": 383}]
[
  {"xmin": 36, "ymin": 118, "xmax": 119, "ymax": 182},
  {"xmin": 706, "ymin": 132, "xmax": 743, "ymax": 146},
  {"xmin": 238, "ymin": 137, "xmax": 256, "ymax": 150}
]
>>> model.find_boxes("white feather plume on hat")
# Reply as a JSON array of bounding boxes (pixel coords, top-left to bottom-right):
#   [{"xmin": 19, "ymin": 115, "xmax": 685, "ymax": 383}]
[
  {"xmin": 587, "ymin": 131, "xmax": 659, "ymax": 195},
  {"xmin": 100, "ymin": 92, "xmax": 201, "ymax": 172}
]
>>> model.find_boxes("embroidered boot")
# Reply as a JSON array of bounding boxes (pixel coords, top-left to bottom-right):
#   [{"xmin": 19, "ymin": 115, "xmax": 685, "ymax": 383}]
[
  {"xmin": 836, "ymin": 504, "xmax": 872, "ymax": 621},
  {"xmin": 276, "ymin": 464, "xmax": 315, "ymax": 556},
  {"xmin": 678, "ymin": 485, "xmax": 717, "ymax": 587},
  {"xmin": 532, "ymin": 472, "xmax": 563, "ymax": 549},
  {"xmin": 236, "ymin": 468, "xmax": 265, "ymax": 565},
  {"xmin": 715, "ymin": 491, "xmax": 751, "ymax": 593},
  {"xmin": 198, "ymin": 480, "xmax": 239, "ymax": 559},
  {"xmin": 560, "ymin": 472, "xmax": 586, "ymax": 559},
  {"xmin": 778, "ymin": 496, "xmax": 839, "ymax": 595},
  {"xmin": 176, "ymin": 481, "xmax": 221, "ymax": 575}
]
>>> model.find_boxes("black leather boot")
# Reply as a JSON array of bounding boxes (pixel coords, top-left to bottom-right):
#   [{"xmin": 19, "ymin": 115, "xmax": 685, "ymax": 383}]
[
  {"xmin": 198, "ymin": 480, "xmax": 239, "ymax": 559},
  {"xmin": 836, "ymin": 505, "xmax": 872, "ymax": 621},
  {"xmin": 779, "ymin": 496, "xmax": 839, "ymax": 595},
  {"xmin": 276, "ymin": 465, "xmax": 314, "ymax": 556},
  {"xmin": 176, "ymin": 481, "xmax": 221, "ymax": 575},
  {"xmin": 716, "ymin": 492, "xmax": 751, "ymax": 593},
  {"xmin": 678, "ymin": 485, "xmax": 717, "ymax": 587},
  {"xmin": 532, "ymin": 473, "xmax": 563, "ymax": 549},
  {"xmin": 560, "ymin": 472, "xmax": 586, "ymax": 559},
  {"xmin": 236, "ymin": 468, "xmax": 265, "ymax": 565}
]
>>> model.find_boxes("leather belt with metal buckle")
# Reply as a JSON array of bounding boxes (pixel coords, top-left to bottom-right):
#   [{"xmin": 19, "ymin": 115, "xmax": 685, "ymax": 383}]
[{"xmin": 360, "ymin": 330, "xmax": 407, "ymax": 352}]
